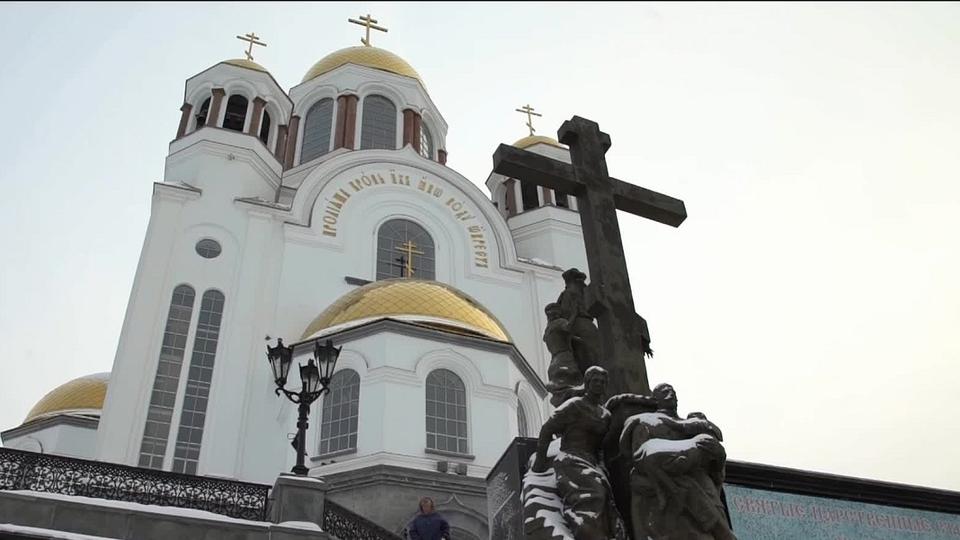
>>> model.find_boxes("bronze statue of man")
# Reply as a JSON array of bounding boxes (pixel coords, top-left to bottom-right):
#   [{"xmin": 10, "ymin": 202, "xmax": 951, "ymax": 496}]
[
  {"xmin": 543, "ymin": 302, "xmax": 584, "ymax": 406},
  {"xmin": 532, "ymin": 366, "xmax": 626, "ymax": 540},
  {"xmin": 619, "ymin": 384, "xmax": 735, "ymax": 540},
  {"xmin": 556, "ymin": 268, "xmax": 602, "ymax": 374}
]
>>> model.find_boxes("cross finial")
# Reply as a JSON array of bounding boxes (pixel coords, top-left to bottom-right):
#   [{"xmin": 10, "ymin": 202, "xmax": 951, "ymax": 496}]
[
  {"xmin": 515, "ymin": 104, "xmax": 542, "ymax": 137},
  {"xmin": 236, "ymin": 32, "xmax": 267, "ymax": 61},
  {"xmin": 348, "ymin": 14, "xmax": 388, "ymax": 47}
]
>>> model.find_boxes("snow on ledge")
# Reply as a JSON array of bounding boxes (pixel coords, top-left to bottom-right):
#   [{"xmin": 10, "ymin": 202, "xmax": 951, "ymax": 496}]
[
  {"xmin": 5, "ymin": 490, "xmax": 268, "ymax": 527},
  {"xmin": 0, "ymin": 523, "xmax": 117, "ymax": 540}
]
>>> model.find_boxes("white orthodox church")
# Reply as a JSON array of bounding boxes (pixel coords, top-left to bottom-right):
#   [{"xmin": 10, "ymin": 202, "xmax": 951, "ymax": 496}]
[{"xmin": 1, "ymin": 27, "xmax": 589, "ymax": 539}]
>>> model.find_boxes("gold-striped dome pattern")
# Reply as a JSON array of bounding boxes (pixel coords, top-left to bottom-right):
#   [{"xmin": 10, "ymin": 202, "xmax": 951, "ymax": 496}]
[
  {"xmin": 301, "ymin": 279, "xmax": 510, "ymax": 342},
  {"xmin": 24, "ymin": 372, "xmax": 109, "ymax": 424},
  {"xmin": 223, "ymin": 58, "xmax": 269, "ymax": 73},
  {"xmin": 513, "ymin": 135, "xmax": 566, "ymax": 150},
  {"xmin": 302, "ymin": 46, "xmax": 423, "ymax": 85}
]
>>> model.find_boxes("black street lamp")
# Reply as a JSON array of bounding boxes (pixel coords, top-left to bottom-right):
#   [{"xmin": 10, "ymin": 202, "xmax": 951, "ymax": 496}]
[{"xmin": 267, "ymin": 338, "xmax": 342, "ymax": 476}]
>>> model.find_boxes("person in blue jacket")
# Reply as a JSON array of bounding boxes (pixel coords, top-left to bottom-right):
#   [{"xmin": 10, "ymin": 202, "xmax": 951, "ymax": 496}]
[{"xmin": 407, "ymin": 496, "xmax": 450, "ymax": 540}]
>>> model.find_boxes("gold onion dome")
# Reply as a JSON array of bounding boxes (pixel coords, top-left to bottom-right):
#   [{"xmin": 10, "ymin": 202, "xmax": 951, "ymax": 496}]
[
  {"xmin": 302, "ymin": 46, "xmax": 423, "ymax": 85},
  {"xmin": 24, "ymin": 372, "xmax": 109, "ymax": 424},
  {"xmin": 302, "ymin": 279, "xmax": 510, "ymax": 342},
  {"xmin": 513, "ymin": 135, "xmax": 566, "ymax": 150},
  {"xmin": 222, "ymin": 58, "xmax": 269, "ymax": 73}
]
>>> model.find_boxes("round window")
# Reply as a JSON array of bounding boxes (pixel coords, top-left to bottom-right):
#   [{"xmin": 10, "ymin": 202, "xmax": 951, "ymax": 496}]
[{"xmin": 195, "ymin": 239, "xmax": 221, "ymax": 259}]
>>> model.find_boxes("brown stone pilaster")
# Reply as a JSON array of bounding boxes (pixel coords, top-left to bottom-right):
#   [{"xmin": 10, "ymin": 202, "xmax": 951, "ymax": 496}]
[
  {"xmin": 438, "ymin": 149, "xmax": 448, "ymax": 165},
  {"xmin": 247, "ymin": 97, "xmax": 267, "ymax": 136},
  {"xmin": 505, "ymin": 179, "xmax": 517, "ymax": 217},
  {"xmin": 283, "ymin": 115, "xmax": 301, "ymax": 169},
  {"xmin": 207, "ymin": 88, "xmax": 226, "ymax": 127},
  {"xmin": 402, "ymin": 109, "xmax": 416, "ymax": 148},
  {"xmin": 275, "ymin": 124, "xmax": 288, "ymax": 161},
  {"xmin": 412, "ymin": 114, "xmax": 422, "ymax": 154},
  {"xmin": 542, "ymin": 188, "xmax": 554, "ymax": 205},
  {"xmin": 176, "ymin": 103, "xmax": 193, "ymax": 138},
  {"xmin": 335, "ymin": 94, "xmax": 359, "ymax": 150}
]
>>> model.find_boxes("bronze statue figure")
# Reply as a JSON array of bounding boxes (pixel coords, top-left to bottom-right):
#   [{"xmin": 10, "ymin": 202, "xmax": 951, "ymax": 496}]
[
  {"xmin": 556, "ymin": 268, "xmax": 601, "ymax": 375},
  {"xmin": 619, "ymin": 384, "xmax": 736, "ymax": 540},
  {"xmin": 543, "ymin": 302, "xmax": 584, "ymax": 406},
  {"xmin": 531, "ymin": 367, "xmax": 626, "ymax": 540}
]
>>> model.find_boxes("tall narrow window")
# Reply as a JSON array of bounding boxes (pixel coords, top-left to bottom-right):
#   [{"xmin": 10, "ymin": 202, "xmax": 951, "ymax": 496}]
[
  {"xmin": 376, "ymin": 219, "xmax": 435, "ymax": 280},
  {"xmin": 171, "ymin": 290, "xmax": 225, "ymax": 474},
  {"xmin": 360, "ymin": 95, "xmax": 397, "ymax": 150},
  {"xmin": 300, "ymin": 98, "xmax": 334, "ymax": 163},
  {"xmin": 138, "ymin": 285, "xmax": 195, "ymax": 470},
  {"xmin": 419, "ymin": 123, "xmax": 433, "ymax": 159},
  {"xmin": 517, "ymin": 402, "xmax": 530, "ymax": 438},
  {"xmin": 426, "ymin": 369, "xmax": 468, "ymax": 454},
  {"xmin": 259, "ymin": 111, "xmax": 272, "ymax": 145},
  {"xmin": 319, "ymin": 369, "xmax": 361, "ymax": 456},
  {"xmin": 223, "ymin": 95, "xmax": 248, "ymax": 131},
  {"xmin": 194, "ymin": 98, "xmax": 211, "ymax": 131},
  {"xmin": 520, "ymin": 181, "xmax": 540, "ymax": 211}
]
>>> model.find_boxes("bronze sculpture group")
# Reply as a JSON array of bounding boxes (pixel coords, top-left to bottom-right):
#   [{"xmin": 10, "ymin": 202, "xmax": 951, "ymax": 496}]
[{"xmin": 525, "ymin": 269, "xmax": 736, "ymax": 540}]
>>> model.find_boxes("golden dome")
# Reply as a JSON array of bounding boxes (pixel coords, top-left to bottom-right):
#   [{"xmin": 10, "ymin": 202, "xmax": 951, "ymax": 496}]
[
  {"xmin": 513, "ymin": 135, "xmax": 566, "ymax": 150},
  {"xmin": 24, "ymin": 372, "xmax": 109, "ymax": 424},
  {"xmin": 302, "ymin": 279, "xmax": 510, "ymax": 342},
  {"xmin": 222, "ymin": 58, "xmax": 269, "ymax": 73},
  {"xmin": 302, "ymin": 46, "xmax": 423, "ymax": 85}
]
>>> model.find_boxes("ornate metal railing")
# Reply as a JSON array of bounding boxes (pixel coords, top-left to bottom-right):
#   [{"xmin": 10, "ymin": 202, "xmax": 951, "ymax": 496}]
[
  {"xmin": 0, "ymin": 448, "xmax": 270, "ymax": 521},
  {"xmin": 324, "ymin": 498, "xmax": 404, "ymax": 540}
]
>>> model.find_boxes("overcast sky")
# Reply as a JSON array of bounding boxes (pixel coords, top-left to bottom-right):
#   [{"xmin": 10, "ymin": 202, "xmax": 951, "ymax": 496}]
[{"xmin": 1, "ymin": 3, "xmax": 958, "ymax": 491}]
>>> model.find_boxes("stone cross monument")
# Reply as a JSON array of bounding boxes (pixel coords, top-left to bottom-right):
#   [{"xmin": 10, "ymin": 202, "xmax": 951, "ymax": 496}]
[{"xmin": 493, "ymin": 116, "xmax": 687, "ymax": 395}]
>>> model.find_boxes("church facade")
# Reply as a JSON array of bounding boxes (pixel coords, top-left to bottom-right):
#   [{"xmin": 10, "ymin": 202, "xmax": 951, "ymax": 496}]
[{"xmin": 1, "ymin": 33, "xmax": 589, "ymax": 539}]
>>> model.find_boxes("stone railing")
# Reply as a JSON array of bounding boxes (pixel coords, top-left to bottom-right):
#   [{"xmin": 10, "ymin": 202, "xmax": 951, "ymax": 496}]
[
  {"xmin": 323, "ymin": 498, "xmax": 404, "ymax": 540},
  {"xmin": 0, "ymin": 448, "xmax": 270, "ymax": 521}
]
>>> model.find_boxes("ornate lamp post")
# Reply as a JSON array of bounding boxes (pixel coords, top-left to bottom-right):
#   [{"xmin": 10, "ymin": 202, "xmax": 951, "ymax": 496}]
[{"xmin": 267, "ymin": 338, "xmax": 341, "ymax": 476}]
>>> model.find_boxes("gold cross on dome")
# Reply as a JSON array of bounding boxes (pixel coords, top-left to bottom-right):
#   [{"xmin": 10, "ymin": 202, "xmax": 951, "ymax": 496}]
[
  {"xmin": 236, "ymin": 32, "xmax": 267, "ymax": 61},
  {"xmin": 395, "ymin": 240, "xmax": 424, "ymax": 278},
  {"xmin": 515, "ymin": 104, "xmax": 542, "ymax": 137},
  {"xmin": 348, "ymin": 13, "xmax": 388, "ymax": 47}
]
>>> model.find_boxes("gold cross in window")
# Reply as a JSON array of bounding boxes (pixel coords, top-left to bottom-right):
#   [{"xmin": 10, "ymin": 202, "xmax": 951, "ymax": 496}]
[
  {"xmin": 348, "ymin": 14, "xmax": 388, "ymax": 47},
  {"xmin": 236, "ymin": 32, "xmax": 267, "ymax": 61},
  {"xmin": 515, "ymin": 104, "xmax": 542, "ymax": 137},
  {"xmin": 395, "ymin": 240, "xmax": 424, "ymax": 278}
]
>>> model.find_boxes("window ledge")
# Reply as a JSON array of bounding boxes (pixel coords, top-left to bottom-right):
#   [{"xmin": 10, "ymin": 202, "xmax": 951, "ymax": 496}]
[
  {"xmin": 425, "ymin": 448, "xmax": 475, "ymax": 461},
  {"xmin": 310, "ymin": 448, "xmax": 357, "ymax": 462}
]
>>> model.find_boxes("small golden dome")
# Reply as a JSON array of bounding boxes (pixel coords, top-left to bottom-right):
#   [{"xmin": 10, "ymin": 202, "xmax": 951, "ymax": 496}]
[
  {"xmin": 302, "ymin": 279, "xmax": 510, "ymax": 342},
  {"xmin": 222, "ymin": 58, "xmax": 269, "ymax": 73},
  {"xmin": 513, "ymin": 135, "xmax": 567, "ymax": 150},
  {"xmin": 302, "ymin": 46, "xmax": 423, "ymax": 85},
  {"xmin": 24, "ymin": 372, "xmax": 109, "ymax": 424}
]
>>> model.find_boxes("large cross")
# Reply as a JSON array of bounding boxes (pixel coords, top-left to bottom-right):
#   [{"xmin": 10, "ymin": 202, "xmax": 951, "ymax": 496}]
[
  {"xmin": 235, "ymin": 32, "xmax": 267, "ymax": 61},
  {"xmin": 348, "ymin": 14, "xmax": 388, "ymax": 47},
  {"xmin": 493, "ymin": 116, "xmax": 686, "ymax": 395}
]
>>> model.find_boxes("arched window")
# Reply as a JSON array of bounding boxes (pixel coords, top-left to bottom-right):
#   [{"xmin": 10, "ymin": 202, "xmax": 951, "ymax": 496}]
[
  {"xmin": 360, "ymin": 95, "xmax": 397, "ymax": 150},
  {"xmin": 376, "ymin": 219, "xmax": 435, "ymax": 280},
  {"xmin": 319, "ymin": 369, "xmax": 361, "ymax": 456},
  {"xmin": 520, "ymin": 180, "xmax": 540, "ymax": 211},
  {"xmin": 138, "ymin": 285, "xmax": 195, "ymax": 470},
  {"xmin": 517, "ymin": 402, "xmax": 530, "ymax": 438},
  {"xmin": 419, "ymin": 123, "xmax": 433, "ymax": 159},
  {"xmin": 194, "ymin": 98, "xmax": 211, "ymax": 131},
  {"xmin": 300, "ymin": 98, "xmax": 334, "ymax": 163},
  {"xmin": 259, "ymin": 111, "xmax": 271, "ymax": 145},
  {"xmin": 426, "ymin": 369, "xmax": 468, "ymax": 454},
  {"xmin": 222, "ymin": 95, "xmax": 248, "ymax": 131},
  {"xmin": 172, "ymin": 289, "xmax": 225, "ymax": 474}
]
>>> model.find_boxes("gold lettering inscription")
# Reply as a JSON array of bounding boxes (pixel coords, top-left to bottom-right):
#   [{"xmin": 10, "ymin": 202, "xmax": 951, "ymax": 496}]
[{"xmin": 318, "ymin": 170, "xmax": 491, "ymax": 268}]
